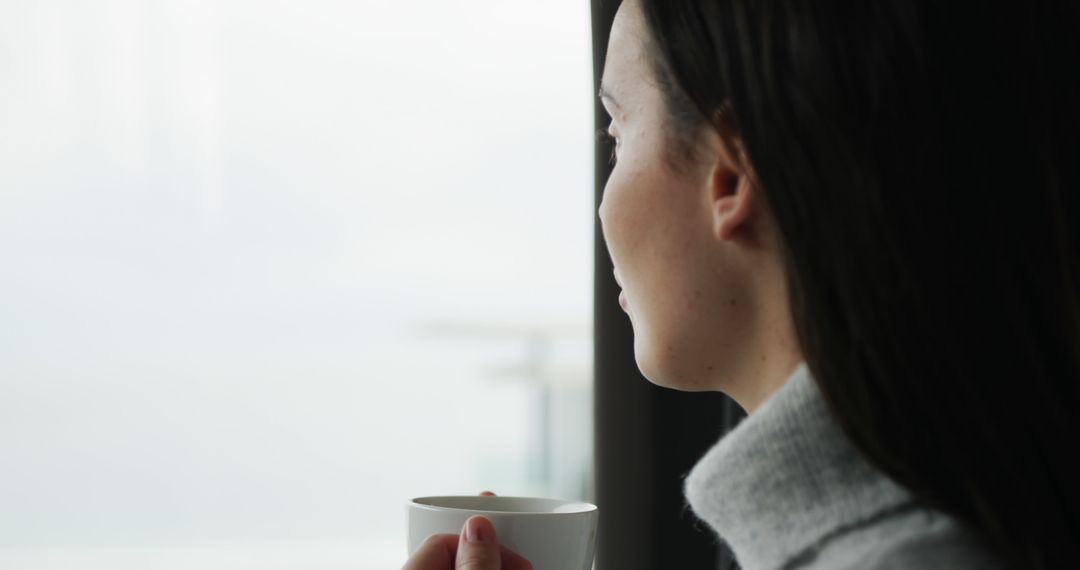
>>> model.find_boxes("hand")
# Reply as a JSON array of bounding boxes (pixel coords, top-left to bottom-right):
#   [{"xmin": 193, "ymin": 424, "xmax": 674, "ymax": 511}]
[{"xmin": 402, "ymin": 492, "xmax": 533, "ymax": 570}]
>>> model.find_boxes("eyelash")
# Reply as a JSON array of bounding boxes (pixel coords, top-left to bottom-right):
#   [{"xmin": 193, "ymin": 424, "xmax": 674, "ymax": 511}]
[{"xmin": 595, "ymin": 128, "xmax": 619, "ymax": 165}]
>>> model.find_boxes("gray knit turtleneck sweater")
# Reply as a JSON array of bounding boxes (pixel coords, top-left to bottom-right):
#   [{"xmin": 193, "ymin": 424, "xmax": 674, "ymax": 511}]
[{"xmin": 684, "ymin": 363, "xmax": 1004, "ymax": 570}]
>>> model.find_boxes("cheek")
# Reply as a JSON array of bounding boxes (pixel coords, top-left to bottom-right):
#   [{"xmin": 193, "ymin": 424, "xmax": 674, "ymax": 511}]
[
  {"xmin": 607, "ymin": 165, "xmax": 704, "ymax": 300},
  {"xmin": 599, "ymin": 169, "xmax": 649, "ymax": 274},
  {"xmin": 602, "ymin": 162, "xmax": 727, "ymax": 388},
  {"xmin": 632, "ymin": 248, "xmax": 718, "ymax": 386}
]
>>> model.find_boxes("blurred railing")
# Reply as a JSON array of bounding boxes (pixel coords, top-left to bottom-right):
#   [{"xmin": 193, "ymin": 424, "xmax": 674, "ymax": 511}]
[{"xmin": 420, "ymin": 320, "xmax": 593, "ymax": 502}]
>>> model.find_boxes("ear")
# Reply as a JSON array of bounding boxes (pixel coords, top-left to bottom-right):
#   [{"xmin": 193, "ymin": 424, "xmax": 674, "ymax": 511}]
[
  {"xmin": 710, "ymin": 161, "xmax": 756, "ymax": 241},
  {"xmin": 707, "ymin": 105, "xmax": 758, "ymax": 241}
]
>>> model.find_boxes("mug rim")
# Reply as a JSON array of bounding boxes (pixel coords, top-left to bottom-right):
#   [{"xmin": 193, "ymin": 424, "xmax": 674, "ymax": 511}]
[{"xmin": 409, "ymin": 495, "xmax": 598, "ymax": 515}]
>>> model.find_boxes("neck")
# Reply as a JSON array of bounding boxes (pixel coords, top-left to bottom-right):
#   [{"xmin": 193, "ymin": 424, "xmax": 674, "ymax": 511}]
[
  {"xmin": 724, "ymin": 249, "xmax": 803, "ymax": 413},
  {"xmin": 730, "ymin": 345, "xmax": 802, "ymax": 413}
]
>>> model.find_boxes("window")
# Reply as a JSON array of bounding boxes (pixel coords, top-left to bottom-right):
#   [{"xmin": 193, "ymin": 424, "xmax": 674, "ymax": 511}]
[{"xmin": 0, "ymin": 1, "xmax": 593, "ymax": 567}]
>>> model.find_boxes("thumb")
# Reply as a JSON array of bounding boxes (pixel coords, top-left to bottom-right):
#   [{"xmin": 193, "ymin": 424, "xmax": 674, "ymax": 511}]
[{"xmin": 456, "ymin": 515, "xmax": 501, "ymax": 570}]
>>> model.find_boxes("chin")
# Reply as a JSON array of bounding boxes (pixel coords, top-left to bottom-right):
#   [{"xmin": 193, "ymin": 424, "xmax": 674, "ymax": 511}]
[{"xmin": 633, "ymin": 336, "xmax": 712, "ymax": 392}]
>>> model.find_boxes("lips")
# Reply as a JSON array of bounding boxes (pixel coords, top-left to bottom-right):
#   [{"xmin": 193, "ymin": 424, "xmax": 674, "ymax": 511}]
[{"xmin": 614, "ymin": 269, "xmax": 628, "ymax": 310}]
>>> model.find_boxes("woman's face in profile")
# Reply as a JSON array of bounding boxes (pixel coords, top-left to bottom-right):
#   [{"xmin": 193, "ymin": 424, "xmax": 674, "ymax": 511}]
[{"xmin": 598, "ymin": 0, "xmax": 760, "ymax": 392}]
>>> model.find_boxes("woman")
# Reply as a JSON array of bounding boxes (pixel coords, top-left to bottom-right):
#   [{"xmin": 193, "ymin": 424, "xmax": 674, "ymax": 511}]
[{"xmin": 405, "ymin": 0, "xmax": 1080, "ymax": 567}]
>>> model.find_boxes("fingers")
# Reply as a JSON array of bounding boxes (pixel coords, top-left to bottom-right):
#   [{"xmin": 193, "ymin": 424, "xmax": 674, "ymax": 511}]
[
  {"xmin": 498, "ymin": 546, "xmax": 534, "ymax": 570},
  {"xmin": 455, "ymin": 516, "xmax": 501, "ymax": 569},
  {"xmin": 465, "ymin": 496, "xmax": 530, "ymax": 569},
  {"xmin": 401, "ymin": 533, "xmax": 458, "ymax": 570},
  {"xmin": 402, "ymin": 508, "xmax": 533, "ymax": 570},
  {"xmin": 403, "ymin": 533, "xmax": 531, "ymax": 570}
]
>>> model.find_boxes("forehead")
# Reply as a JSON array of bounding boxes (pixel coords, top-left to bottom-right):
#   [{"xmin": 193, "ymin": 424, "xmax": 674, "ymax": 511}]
[{"xmin": 601, "ymin": 2, "xmax": 652, "ymax": 102}]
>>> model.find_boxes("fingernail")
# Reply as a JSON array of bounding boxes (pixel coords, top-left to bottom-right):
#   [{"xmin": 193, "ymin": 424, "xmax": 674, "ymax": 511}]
[{"xmin": 465, "ymin": 516, "xmax": 491, "ymax": 544}]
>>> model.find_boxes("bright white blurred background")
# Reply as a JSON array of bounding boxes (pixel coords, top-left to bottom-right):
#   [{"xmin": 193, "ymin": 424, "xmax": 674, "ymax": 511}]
[{"xmin": 0, "ymin": 0, "xmax": 594, "ymax": 568}]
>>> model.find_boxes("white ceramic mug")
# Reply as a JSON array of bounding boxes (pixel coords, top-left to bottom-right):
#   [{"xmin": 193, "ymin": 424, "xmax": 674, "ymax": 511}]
[{"xmin": 407, "ymin": 495, "xmax": 598, "ymax": 570}]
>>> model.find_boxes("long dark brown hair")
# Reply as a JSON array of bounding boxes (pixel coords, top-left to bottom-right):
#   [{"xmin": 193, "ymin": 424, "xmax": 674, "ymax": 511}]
[{"xmin": 635, "ymin": 0, "xmax": 1080, "ymax": 568}]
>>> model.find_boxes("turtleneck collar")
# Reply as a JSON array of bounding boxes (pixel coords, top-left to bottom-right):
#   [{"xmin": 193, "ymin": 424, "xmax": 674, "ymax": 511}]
[{"xmin": 684, "ymin": 363, "xmax": 915, "ymax": 570}]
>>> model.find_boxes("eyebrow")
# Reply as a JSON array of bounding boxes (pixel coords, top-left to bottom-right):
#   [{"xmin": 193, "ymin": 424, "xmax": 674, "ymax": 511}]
[{"xmin": 598, "ymin": 83, "xmax": 620, "ymax": 110}]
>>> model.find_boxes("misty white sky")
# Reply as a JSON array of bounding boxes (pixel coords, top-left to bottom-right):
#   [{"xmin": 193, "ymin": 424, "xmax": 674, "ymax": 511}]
[{"xmin": 0, "ymin": 0, "xmax": 595, "ymax": 567}]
